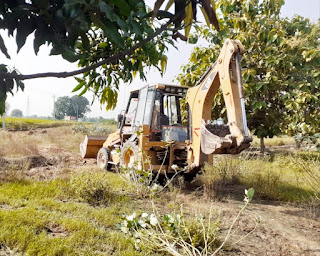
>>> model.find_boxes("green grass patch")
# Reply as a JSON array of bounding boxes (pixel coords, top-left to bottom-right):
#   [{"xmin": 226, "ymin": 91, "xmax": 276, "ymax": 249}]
[
  {"xmin": 0, "ymin": 117, "xmax": 74, "ymax": 130},
  {"xmin": 0, "ymin": 172, "xmax": 153, "ymax": 256}
]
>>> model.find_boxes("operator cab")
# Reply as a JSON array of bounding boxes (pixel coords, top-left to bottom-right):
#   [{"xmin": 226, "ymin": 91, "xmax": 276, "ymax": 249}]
[{"xmin": 118, "ymin": 84, "xmax": 189, "ymax": 142}]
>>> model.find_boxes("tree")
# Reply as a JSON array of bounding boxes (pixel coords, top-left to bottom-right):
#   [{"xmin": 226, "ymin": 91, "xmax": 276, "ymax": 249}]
[
  {"xmin": 177, "ymin": 0, "xmax": 320, "ymax": 152},
  {"xmin": 70, "ymin": 95, "xmax": 91, "ymax": 118},
  {"xmin": 0, "ymin": 0, "xmax": 220, "ymax": 114},
  {"xmin": 11, "ymin": 109, "xmax": 23, "ymax": 117},
  {"xmin": 4, "ymin": 102, "xmax": 9, "ymax": 114},
  {"xmin": 54, "ymin": 95, "xmax": 90, "ymax": 120}
]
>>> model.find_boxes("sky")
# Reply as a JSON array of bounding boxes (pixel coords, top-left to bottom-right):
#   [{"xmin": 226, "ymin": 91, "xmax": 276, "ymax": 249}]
[{"xmin": 2, "ymin": 0, "xmax": 320, "ymax": 119}]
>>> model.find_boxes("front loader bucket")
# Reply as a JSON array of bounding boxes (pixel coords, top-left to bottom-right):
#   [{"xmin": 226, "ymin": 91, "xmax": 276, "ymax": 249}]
[
  {"xmin": 80, "ymin": 135, "xmax": 108, "ymax": 158},
  {"xmin": 201, "ymin": 120, "xmax": 252, "ymax": 155}
]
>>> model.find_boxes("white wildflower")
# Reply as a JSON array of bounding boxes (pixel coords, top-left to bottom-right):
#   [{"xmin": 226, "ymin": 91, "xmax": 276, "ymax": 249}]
[
  {"xmin": 121, "ymin": 226, "xmax": 129, "ymax": 233},
  {"xmin": 141, "ymin": 213, "xmax": 148, "ymax": 218},
  {"xmin": 171, "ymin": 164, "xmax": 179, "ymax": 171},
  {"xmin": 168, "ymin": 215, "xmax": 175, "ymax": 224},
  {"xmin": 127, "ymin": 212, "xmax": 136, "ymax": 221},
  {"xmin": 149, "ymin": 213, "xmax": 158, "ymax": 226},
  {"xmin": 151, "ymin": 183, "xmax": 162, "ymax": 192},
  {"xmin": 138, "ymin": 220, "xmax": 147, "ymax": 228}
]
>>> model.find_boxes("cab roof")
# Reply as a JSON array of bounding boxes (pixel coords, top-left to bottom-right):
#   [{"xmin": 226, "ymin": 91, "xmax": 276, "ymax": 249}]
[{"xmin": 129, "ymin": 83, "xmax": 189, "ymax": 95}]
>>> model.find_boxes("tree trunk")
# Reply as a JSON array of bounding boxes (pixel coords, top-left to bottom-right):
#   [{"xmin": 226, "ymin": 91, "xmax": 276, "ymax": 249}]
[
  {"xmin": 260, "ymin": 137, "xmax": 265, "ymax": 154},
  {"xmin": 1, "ymin": 113, "xmax": 5, "ymax": 130}
]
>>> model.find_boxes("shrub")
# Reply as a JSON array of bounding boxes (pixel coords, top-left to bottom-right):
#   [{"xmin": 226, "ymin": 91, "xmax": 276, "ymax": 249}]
[{"xmin": 119, "ymin": 207, "xmax": 220, "ymax": 255}]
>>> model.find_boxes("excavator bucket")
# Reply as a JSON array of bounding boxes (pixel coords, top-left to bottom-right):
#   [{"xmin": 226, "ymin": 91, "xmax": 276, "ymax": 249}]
[
  {"xmin": 80, "ymin": 135, "xmax": 108, "ymax": 158},
  {"xmin": 201, "ymin": 120, "xmax": 252, "ymax": 155}
]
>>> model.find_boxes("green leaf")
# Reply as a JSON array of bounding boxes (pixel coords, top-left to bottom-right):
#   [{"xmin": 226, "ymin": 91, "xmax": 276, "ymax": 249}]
[
  {"xmin": 72, "ymin": 80, "xmax": 85, "ymax": 92},
  {"xmin": 246, "ymin": 187, "xmax": 255, "ymax": 200},
  {"xmin": 160, "ymin": 56, "xmax": 167, "ymax": 73},
  {"xmin": 184, "ymin": 2, "xmax": 193, "ymax": 38},
  {"xmin": 269, "ymin": 32, "xmax": 278, "ymax": 43},
  {"xmin": 17, "ymin": 80, "xmax": 25, "ymax": 91},
  {"xmin": 131, "ymin": 21, "xmax": 143, "ymax": 37},
  {"xmin": 78, "ymin": 83, "xmax": 90, "ymax": 96},
  {"xmin": 165, "ymin": 0, "xmax": 174, "ymax": 11},
  {"xmin": 98, "ymin": 42, "xmax": 108, "ymax": 49},
  {"xmin": 108, "ymin": 0, "xmax": 131, "ymax": 17},
  {"xmin": 5, "ymin": 78, "xmax": 14, "ymax": 93},
  {"xmin": 0, "ymin": 35, "xmax": 10, "ymax": 59},
  {"xmin": 38, "ymin": 0, "xmax": 49, "ymax": 9},
  {"xmin": 99, "ymin": 2, "xmax": 115, "ymax": 21},
  {"xmin": 104, "ymin": 21, "xmax": 125, "ymax": 49},
  {"xmin": 16, "ymin": 19, "xmax": 37, "ymax": 53},
  {"xmin": 33, "ymin": 27, "xmax": 48, "ymax": 55},
  {"xmin": 80, "ymin": 32, "xmax": 90, "ymax": 50},
  {"xmin": 0, "ymin": 64, "xmax": 8, "ymax": 72},
  {"xmin": 256, "ymin": 83, "xmax": 263, "ymax": 90}
]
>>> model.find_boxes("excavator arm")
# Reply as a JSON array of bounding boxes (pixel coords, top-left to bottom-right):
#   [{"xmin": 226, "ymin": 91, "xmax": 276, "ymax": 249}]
[{"xmin": 186, "ymin": 39, "xmax": 252, "ymax": 168}]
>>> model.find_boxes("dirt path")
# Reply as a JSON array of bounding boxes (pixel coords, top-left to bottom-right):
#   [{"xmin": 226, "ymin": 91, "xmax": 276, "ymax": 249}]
[{"xmin": 174, "ymin": 193, "xmax": 320, "ymax": 256}]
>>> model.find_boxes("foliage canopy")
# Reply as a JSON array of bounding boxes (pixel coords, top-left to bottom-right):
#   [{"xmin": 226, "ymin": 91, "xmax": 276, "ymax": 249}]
[
  {"xmin": 54, "ymin": 95, "xmax": 90, "ymax": 119},
  {"xmin": 0, "ymin": 0, "xmax": 219, "ymax": 115},
  {"xmin": 11, "ymin": 108, "xmax": 23, "ymax": 117},
  {"xmin": 178, "ymin": 0, "xmax": 320, "ymax": 139}
]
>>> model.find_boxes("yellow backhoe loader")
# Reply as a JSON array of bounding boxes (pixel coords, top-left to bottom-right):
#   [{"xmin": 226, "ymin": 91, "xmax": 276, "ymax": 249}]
[{"xmin": 80, "ymin": 39, "xmax": 252, "ymax": 173}]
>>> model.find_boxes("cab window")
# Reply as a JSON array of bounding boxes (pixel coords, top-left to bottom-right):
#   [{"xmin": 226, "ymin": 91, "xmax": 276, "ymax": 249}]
[{"xmin": 125, "ymin": 98, "xmax": 138, "ymax": 125}]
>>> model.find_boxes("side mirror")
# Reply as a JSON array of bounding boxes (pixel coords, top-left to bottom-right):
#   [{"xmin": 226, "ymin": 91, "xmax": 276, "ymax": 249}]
[
  {"xmin": 117, "ymin": 113, "xmax": 124, "ymax": 128},
  {"xmin": 117, "ymin": 114, "xmax": 124, "ymax": 122}
]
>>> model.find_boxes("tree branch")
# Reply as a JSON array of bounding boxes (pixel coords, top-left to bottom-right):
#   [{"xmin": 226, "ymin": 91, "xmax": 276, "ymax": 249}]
[{"xmin": 0, "ymin": 19, "xmax": 173, "ymax": 81}]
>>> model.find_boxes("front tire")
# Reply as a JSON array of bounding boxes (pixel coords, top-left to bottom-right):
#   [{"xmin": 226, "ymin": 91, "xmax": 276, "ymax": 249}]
[
  {"xmin": 97, "ymin": 148, "xmax": 111, "ymax": 170},
  {"xmin": 120, "ymin": 141, "xmax": 139, "ymax": 168}
]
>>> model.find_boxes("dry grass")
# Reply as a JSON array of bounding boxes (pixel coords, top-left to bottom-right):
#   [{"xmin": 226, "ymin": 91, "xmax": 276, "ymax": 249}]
[
  {"xmin": 0, "ymin": 121, "xmax": 118, "ymax": 158},
  {"xmin": 0, "ymin": 131, "xmax": 41, "ymax": 157},
  {"xmin": 251, "ymin": 136, "xmax": 296, "ymax": 147},
  {"xmin": 197, "ymin": 153, "xmax": 319, "ymax": 202},
  {"xmin": 0, "ymin": 127, "xmax": 84, "ymax": 158}
]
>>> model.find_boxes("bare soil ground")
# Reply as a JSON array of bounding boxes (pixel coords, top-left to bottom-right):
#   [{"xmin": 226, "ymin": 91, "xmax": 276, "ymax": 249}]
[
  {"xmin": 0, "ymin": 128, "xmax": 319, "ymax": 255},
  {"xmin": 176, "ymin": 194, "xmax": 320, "ymax": 256}
]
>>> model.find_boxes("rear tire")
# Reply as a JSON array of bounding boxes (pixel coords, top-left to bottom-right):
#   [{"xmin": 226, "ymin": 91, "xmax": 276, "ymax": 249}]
[{"xmin": 97, "ymin": 148, "xmax": 111, "ymax": 170}]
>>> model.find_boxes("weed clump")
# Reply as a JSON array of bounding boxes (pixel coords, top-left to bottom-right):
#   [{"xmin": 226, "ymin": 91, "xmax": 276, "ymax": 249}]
[
  {"xmin": 69, "ymin": 173, "xmax": 123, "ymax": 205},
  {"xmin": 119, "ymin": 189, "xmax": 257, "ymax": 256},
  {"xmin": 119, "ymin": 206, "xmax": 221, "ymax": 255}
]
